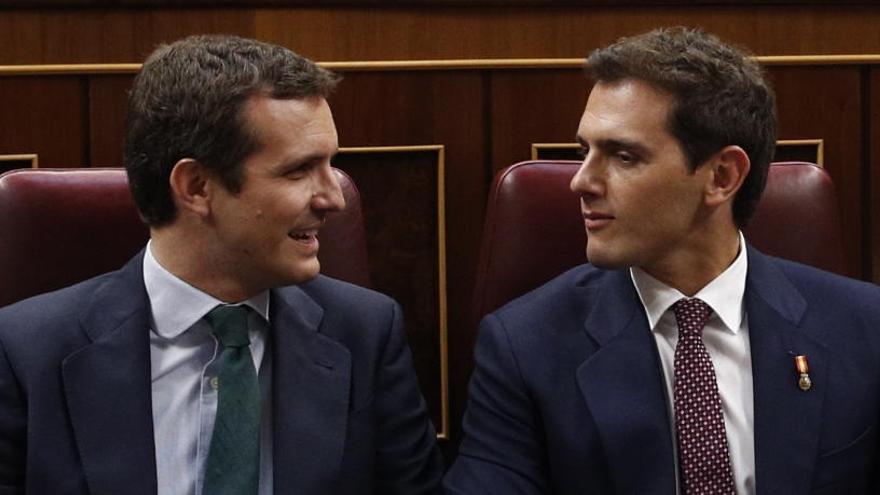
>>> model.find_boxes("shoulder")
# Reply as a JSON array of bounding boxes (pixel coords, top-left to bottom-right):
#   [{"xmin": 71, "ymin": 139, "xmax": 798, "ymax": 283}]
[
  {"xmin": 0, "ymin": 270, "xmax": 124, "ymax": 375},
  {"xmin": 479, "ymin": 264, "xmax": 614, "ymax": 361},
  {"xmin": 279, "ymin": 275, "xmax": 401, "ymax": 347},
  {"xmin": 0, "ymin": 251, "xmax": 144, "ymax": 344},
  {"xmin": 296, "ymin": 274, "xmax": 396, "ymax": 314},
  {"xmin": 751, "ymin": 252, "xmax": 880, "ymax": 341},
  {"xmin": 0, "ymin": 272, "xmax": 115, "ymax": 340},
  {"xmin": 761, "ymin": 254, "xmax": 880, "ymax": 308},
  {"xmin": 293, "ymin": 275, "xmax": 398, "ymax": 329},
  {"xmin": 491, "ymin": 263, "xmax": 608, "ymax": 328}
]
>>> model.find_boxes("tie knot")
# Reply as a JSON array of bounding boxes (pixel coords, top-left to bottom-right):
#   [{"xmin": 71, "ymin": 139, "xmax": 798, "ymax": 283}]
[
  {"xmin": 672, "ymin": 297, "xmax": 713, "ymax": 337},
  {"xmin": 206, "ymin": 305, "xmax": 251, "ymax": 348}
]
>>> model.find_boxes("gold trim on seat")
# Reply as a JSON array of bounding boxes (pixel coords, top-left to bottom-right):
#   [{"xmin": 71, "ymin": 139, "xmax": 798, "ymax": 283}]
[
  {"xmin": 3, "ymin": 55, "xmax": 880, "ymax": 75},
  {"xmin": 0, "ymin": 154, "xmax": 39, "ymax": 168},
  {"xmin": 337, "ymin": 144, "xmax": 450, "ymax": 440}
]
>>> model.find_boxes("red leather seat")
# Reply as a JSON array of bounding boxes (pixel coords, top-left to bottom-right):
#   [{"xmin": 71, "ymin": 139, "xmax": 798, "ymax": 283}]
[
  {"xmin": 472, "ymin": 160, "xmax": 845, "ymax": 323},
  {"xmin": 744, "ymin": 162, "xmax": 845, "ymax": 277},
  {"xmin": 0, "ymin": 167, "xmax": 370, "ymax": 308}
]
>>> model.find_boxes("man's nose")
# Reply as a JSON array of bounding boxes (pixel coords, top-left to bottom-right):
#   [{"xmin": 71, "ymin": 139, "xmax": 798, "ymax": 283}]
[
  {"xmin": 313, "ymin": 166, "xmax": 346, "ymax": 212},
  {"xmin": 570, "ymin": 152, "xmax": 604, "ymax": 198}
]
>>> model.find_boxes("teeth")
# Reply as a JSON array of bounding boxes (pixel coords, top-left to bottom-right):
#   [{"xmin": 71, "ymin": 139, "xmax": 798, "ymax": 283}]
[{"xmin": 290, "ymin": 229, "xmax": 318, "ymax": 240}]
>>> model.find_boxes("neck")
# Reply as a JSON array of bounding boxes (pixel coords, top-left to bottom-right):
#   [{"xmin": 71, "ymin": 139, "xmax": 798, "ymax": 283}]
[
  {"xmin": 643, "ymin": 227, "xmax": 741, "ymax": 297},
  {"xmin": 150, "ymin": 226, "xmax": 258, "ymax": 303}
]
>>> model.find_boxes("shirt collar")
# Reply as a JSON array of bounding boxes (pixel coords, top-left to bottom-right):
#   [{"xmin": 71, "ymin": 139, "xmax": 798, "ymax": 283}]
[
  {"xmin": 143, "ymin": 240, "xmax": 270, "ymax": 339},
  {"xmin": 630, "ymin": 231, "xmax": 748, "ymax": 334}
]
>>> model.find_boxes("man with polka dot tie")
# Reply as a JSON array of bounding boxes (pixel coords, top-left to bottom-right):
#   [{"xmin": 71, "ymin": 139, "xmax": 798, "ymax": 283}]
[{"xmin": 446, "ymin": 27, "xmax": 880, "ymax": 494}]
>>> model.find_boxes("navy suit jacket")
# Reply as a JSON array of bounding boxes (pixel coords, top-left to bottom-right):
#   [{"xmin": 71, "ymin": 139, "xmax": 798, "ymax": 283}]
[
  {"xmin": 0, "ymin": 251, "xmax": 443, "ymax": 494},
  {"xmin": 445, "ymin": 246, "xmax": 880, "ymax": 494}
]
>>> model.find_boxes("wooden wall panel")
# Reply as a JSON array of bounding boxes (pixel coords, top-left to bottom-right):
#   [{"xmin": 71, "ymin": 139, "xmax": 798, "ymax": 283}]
[
  {"xmin": 89, "ymin": 75, "xmax": 133, "ymax": 167},
  {"xmin": 330, "ymin": 70, "xmax": 486, "ymax": 450},
  {"xmin": 0, "ymin": 154, "xmax": 38, "ymax": 174},
  {"xmin": 0, "ymin": 77, "xmax": 87, "ymax": 166},
  {"xmin": 489, "ymin": 69, "xmax": 586, "ymax": 174},
  {"xmin": 766, "ymin": 66, "xmax": 863, "ymax": 278},
  {"xmin": 3, "ymin": 1, "xmax": 875, "ymax": 6},
  {"xmin": 332, "ymin": 148, "xmax": 447, "ymax": 437},
  {"xmin": 4, "ymin": 6, "xmax": 880, "ymax": 64},
  {"xmin": 258, "ymin": 5, "xmax": 880, "ymax": 60},
  {"xmin": 0, "ymin": 9, "xmax": 256, "ymax": 64},
  {"xmin": 872, "ymin": 68, "xmax": 880, "ymax": 282}
]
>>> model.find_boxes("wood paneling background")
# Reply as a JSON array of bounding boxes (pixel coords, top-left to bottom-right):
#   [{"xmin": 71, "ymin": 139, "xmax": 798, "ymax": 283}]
[
  {"xmin": 3, "ymin": 0, "xmax": 877, "ymax": 6},
  {"xmin": 2, "ymin": 3, "xmax": 880, "ymax": 461},
  {"xmin": 0, "ymin": 77, "xmax": 87, "ymax": 166},
  {"xmin": 872, "ymin": 68, "xmax": 880, "ymax": 282},
  {"xmin": 2, "ymin": 60, "xmax": 877, "ymax": 459},
  {"xmin": 333, "ymin": 146, "xmax": 448, "ymax": 437},
  {"xmin": 4, "ymin": 5, "xmax": 880, "ymax": 64},
  {"xmin": 769, "ymin": 66, "xmax": 865, "ymax": 278}
]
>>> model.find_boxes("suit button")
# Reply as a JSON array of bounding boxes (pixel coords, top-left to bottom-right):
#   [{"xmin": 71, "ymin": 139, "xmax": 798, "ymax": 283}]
[{"xmin": 210, "ymin": 376, "xmax": 219, "ymax": 390}]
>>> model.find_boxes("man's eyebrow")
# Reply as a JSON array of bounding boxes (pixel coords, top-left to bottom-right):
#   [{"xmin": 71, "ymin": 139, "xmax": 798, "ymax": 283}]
[
  {"xmin": 280, "ymin": 151, "xmax": 336, "ymax": 169},
  {"xmin": 593, "ymin": 138, "xmax": 651, "ymax": 156},
  {"xmin": 574, "ymin": 135, "xmax": 653, "ymax": 160}
]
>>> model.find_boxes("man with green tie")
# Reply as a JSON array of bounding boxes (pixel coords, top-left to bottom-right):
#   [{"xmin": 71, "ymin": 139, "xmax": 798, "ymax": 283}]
[{"xmin": 0, "ymin": 35, "xmax": 443, "ymax": 494}]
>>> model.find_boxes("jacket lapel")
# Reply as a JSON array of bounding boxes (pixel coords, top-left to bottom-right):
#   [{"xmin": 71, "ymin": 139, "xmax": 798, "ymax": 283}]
[
  {"xmin": 576, "ymin": 270, "xmax": 677, "ymax": 494},
  {"xmin": 61, "ymin": 252, "xmax": 158, "ymax": 494},
  {"xmin": 270, "ymin": 285, "xmax": 352, "ymax": 493},
  {"xmin": 746, "ymin": 247, "xmax": 827, "ymax": 494}
]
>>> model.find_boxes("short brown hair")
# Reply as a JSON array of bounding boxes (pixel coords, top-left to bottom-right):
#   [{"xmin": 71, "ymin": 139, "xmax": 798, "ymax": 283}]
[
  {"xmin": 585, "ymin": 27, "xmax": 776, "ymax": 227},
  {"xmin": 124, "ymin": 34, "xmax": 340, "ymax": 226}
]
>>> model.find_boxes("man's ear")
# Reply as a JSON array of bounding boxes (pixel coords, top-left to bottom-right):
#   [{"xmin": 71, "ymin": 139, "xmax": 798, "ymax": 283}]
[
  {"xmin": 704, "ymin": 145, "xmax": 750, "ymax": 207},
  {"xmin": 168, "ymin": 158, "xmax": 213, "ymax": 218}
]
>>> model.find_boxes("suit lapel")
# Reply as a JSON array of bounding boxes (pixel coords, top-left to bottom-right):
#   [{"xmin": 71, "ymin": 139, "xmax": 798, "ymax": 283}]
[
  {"xmin": 576, "ymin": 270, "xmax": 677, "ymax": 494},
  {"xmin": 62, "ymin": 252, "xmax": 158, "ymax": 494},
  {"xmin": 271, "ymin": 286, "xmax": 352, "ymax": 493},
  {"xmin": 746, "ymin": 248, "xmax": 827, "ymax": 494}
]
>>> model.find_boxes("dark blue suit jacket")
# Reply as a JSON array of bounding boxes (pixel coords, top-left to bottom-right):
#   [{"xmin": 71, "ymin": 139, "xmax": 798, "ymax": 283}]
[
  {"xmin": 0, "ymin": 252, "xmax": 443, "ymax": 494},
  {"xmin": 445, "ymin": 246, "xmax": 880, "ymax": 494}
]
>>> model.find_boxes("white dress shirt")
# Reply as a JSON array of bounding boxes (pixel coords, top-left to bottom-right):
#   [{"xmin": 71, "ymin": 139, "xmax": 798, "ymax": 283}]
[
  {"xmin": 630, "ymin": 232, "xmax": 755, "ymax": 495},
  {"xmin": 144, "ymin": 242, "xmax": 274, "ymax": 495}
]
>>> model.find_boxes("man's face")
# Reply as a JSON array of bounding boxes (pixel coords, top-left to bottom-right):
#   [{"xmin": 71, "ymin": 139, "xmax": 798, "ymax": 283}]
[
  {"xmin": 208, "ymin": 95, "xmax": 344, "ymax": 294},
  {"xmin": 570, "ymin": 79, "xmax": 711, "ymax": 276}
]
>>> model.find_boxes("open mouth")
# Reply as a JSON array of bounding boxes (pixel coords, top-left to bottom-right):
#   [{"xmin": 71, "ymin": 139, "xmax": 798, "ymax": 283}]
[{"xmin": 289, "ymin": 229, "xmax": 318, "ymax": 242}]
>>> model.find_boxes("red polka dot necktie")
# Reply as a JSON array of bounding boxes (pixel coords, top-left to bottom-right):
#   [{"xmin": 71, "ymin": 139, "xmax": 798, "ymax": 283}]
[{"xmin": 672, "ymin": 298, "xmax": 735, "ymax": 495}]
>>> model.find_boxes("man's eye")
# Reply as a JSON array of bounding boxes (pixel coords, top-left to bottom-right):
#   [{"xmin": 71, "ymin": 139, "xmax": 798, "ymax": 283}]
[
  {"xmin": 576, "ymin": 146, "xmax": 589, "ymax": 159},
  {"xmin": 285, "ymin": 162, "xmax": 316, "ymax": 179},
  {"xmin": 616, "ymin": 152, "xmax": 637, "ymax": 164}
]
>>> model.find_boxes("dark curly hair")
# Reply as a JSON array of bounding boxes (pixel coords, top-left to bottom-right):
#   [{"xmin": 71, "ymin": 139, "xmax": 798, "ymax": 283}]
[
  {"xmin": 585, "ymin": 27, "xmax": 776, "ymax": 227},
  {"xmin": 124, "ymin": 34, "xmax": 340, "ymax": 226}
]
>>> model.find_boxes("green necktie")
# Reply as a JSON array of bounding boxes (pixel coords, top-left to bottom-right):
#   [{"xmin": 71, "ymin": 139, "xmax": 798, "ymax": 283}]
[{"xmin": 203, "ymin": 305, "xmax": 261, "ymax": 495}]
